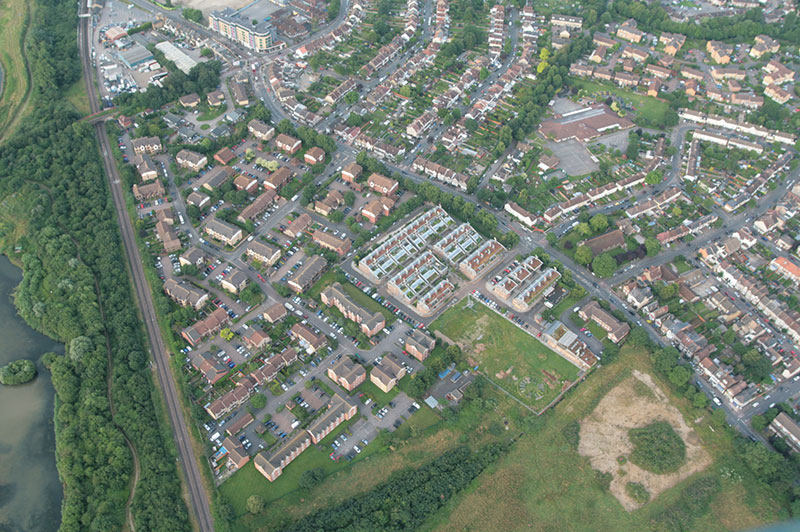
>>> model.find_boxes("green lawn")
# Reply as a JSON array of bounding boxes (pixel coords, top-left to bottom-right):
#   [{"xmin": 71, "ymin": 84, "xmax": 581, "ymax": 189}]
[
  {"xmin": 430, "ymin": 298, "xmax": 580, "ymax": 408},
  {"xmin": 358, "ymin": 368, "xmax": 402, "ymax": 407},
  {"xmin": 221, "ymin": 416, "xmax": 374, "ymax": 514},
  {"xmin": 569, "ymin": 78, "xmax": 670, "ymax": 127},
  {"xmin": 672, "ymin": 257, "xmax": 693, "ymax": 274},
  {"xmin": 197, "ymin": 105, "xmax": 226, "ymax": 121}
]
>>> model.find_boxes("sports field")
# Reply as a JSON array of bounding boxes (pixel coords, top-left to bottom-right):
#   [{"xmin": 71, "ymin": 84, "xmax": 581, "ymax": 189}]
[{"xmin": 431, "ymin": 297, "xmax": 580, "ymax": 408}]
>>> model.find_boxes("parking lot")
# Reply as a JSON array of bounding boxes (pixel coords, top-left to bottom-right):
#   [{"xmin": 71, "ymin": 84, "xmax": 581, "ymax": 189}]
[{"xmin": 546, "ymin": 139, "xmax": 599, "ymax": 177}]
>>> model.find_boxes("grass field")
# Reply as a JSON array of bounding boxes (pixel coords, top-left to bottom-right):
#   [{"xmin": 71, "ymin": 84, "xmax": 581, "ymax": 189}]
[
  {"xmin": 64, "ymin": 78, "xmax": 91, "ymax": 116},
  {"xmin": 431, "ymin": 298, "xmax": 580, "ymax": 408},
  {"xmin": 569, "ymin": 78, "xmax": 671, "ymax": 128},
  {"xmin": 420, "ymin": 346, "xmax": 780, "ymax": 532},
  {"xmin": 0, "ymin": 0, "xmax": 32, "ymax": 141}
]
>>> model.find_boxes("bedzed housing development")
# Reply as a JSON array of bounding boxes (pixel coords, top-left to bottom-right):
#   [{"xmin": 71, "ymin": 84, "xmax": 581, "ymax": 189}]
[
  {"xmin": 321, "ymin": 283, "xmax": 385, "ymax": 336},
  {"xmin": 254, "ymin": 394, "xmax": 357, "ymax": 481},
  {"xmin": 357, "ymin": 206, "xmax": 501, "ymax": 316}
]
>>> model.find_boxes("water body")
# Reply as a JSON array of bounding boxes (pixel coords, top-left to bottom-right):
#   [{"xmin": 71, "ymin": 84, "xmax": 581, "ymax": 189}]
[{"xmin": 0, "ymin": 255, "xmax": 62, "ymax": 532}]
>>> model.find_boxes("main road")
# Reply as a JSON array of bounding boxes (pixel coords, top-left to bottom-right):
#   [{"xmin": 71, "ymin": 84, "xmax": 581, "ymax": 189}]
[{"xmin": 78, "ymin": 5, "xmax": 215, "ymax": 532}]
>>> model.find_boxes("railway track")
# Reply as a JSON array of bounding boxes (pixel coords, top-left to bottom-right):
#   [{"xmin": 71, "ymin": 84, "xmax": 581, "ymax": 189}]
[{"xmin": 77, "ymin": 5, "xmax": 214, "ymax": 531}]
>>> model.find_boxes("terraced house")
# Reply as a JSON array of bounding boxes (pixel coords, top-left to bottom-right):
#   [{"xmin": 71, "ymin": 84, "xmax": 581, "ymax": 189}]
[
  {"xmin": 163, "ymin": 279, "xmax": 208, "ymax": 310},
  {"xmin": 321, "ymin": 283, "xmax": 385, "ymax": 336},
  {"xmin": 175, "ymin": 149, "xmax": 208, "ymax": 172},
  {"xmin": 204, "ymin": 218, "xmax": 243, "ymax": 246}
]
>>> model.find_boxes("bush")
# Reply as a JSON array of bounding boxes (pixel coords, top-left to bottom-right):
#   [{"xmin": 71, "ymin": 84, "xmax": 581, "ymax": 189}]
[
  {"xmin": 298, "ymin": 467, "xmax": 325, "ymax": 489},
  {"xmin": 246, "ymin": 494, "xmax": 264, "ymax": 514},
  {"xmin": 561, "ymin": 420, "xmax": 580, "ymax": 448},
  {"xmin": 0, "ymin": 359, "xmax": 37, "ymax": 385},
  {"xmin": 625, "ymin": 481, "xmax": 650, "ymax": 504},
  {"xmin": 628, "ymin": 421, "xmax": 686, "ymax": 474}
]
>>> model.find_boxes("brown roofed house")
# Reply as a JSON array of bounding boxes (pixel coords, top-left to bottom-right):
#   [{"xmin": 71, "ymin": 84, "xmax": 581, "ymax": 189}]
[
  {"xmin": 366, "ymin": 173, "xmax": 398, "ymax": 196},
  {"xmin": 179, "ymin": 93, "xmax": 201, "ymax": 108},
  {"xmin": 276, "ymin": 134, "xmax": 302, "ymax": 155},
  {"xmin": 214, "ymin": 147, "xmax": 236, "ymax": 165},
  {"xmin": 370, "ymin": 353, "xmax": 406, "ymax": 393},
  {"xmin": 406, "ymin": 329, "xmax": 436, "ymax": 361},
  {"xmin": 304, "ymin": 146, "xmax": 325, "ymax": 165},
  {"xmin": 583, "ymin": 229, "xmax": 625, "ymax": 255},
  {"xmin": 284, "ymin": 213, "xmax": 312, "ymax": 238},
  {"xmin": 328, "ymin": 356, "xmax": 366, "ymax": 391}
]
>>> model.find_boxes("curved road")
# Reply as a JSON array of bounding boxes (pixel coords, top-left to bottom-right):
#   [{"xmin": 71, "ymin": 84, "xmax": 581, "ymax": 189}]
[{"xmin": 78, "ymin": 6, "xmax": 214, "ymax": 532}]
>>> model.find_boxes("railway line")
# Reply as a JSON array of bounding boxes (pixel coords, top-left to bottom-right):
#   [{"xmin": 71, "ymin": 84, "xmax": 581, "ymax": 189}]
[{"xmin": 77, "ymin": 4, "xmax": 215, "ymax": 531}]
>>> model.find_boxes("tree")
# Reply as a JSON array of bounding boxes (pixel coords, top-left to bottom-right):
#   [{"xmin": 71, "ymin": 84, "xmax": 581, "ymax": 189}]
[
  {"xmin": 0, "ymin": 359, "xmax": 37, "ymax": 385},
  {"xmin": 668, "ymin": 365, "xmax": 692, "ymax": 388},
  {"xmin": 344, "ymin": 191, "xmax": 355, "ymax": 206},
  {"xmin": 575, "ymin": 244, "xmax": 593, "ymax": 265},
  {"xmin": 250, "ymin": 393, "xmax": 267, "ymax": 410},
  {"xmin": 344, "ymin": 91, "xmax": 359, "ymax": 105},
  {"xmin": 741, "ymin": 349, "xmax": 773, "ymax": 383},
  {"xmin": 592, "ymin": 253, "xmax": 617, "ymax": 277},
  {"xmin": 628, "ymin": 327, "xmax": 652, "ymax": 348},
  {"xmin": 645, "ymin": 169, "xmax": 662, "ymax": 185},
  {"xmin": 246, "ymin": 495, "xmax": 265, "ymax": 514},
  {"xmin": 645, "ymin": 237, "xmax": 661, "ymax": 257},
  {"xmin": 576, "ymin": 222, "xmax": 592, "ymax": 237},
  {"xmin": 589, "ymin": 213, "xmax": 608, "ymax": 233}
]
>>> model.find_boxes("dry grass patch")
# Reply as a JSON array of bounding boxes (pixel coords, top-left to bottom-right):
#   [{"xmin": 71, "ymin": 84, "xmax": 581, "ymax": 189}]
[{"xmin": 578, "ymin": 370, "xmax": 711, "ymax": 511}]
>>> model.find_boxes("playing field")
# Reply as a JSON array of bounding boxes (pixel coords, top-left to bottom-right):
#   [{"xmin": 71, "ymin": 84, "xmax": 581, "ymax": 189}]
[
  {"xmin": 431, "ymin": 297, "xmax": 580, "ymax": 409},
  {"xmin": 568, "ymin": 77, "xmax": 670, "ymax": 127}
]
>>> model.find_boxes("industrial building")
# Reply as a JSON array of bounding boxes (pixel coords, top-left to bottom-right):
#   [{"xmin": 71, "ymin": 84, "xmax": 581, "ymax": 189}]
[{"xmin": 119, "ymin": 43, "xmax": 154, "ymax": 69}]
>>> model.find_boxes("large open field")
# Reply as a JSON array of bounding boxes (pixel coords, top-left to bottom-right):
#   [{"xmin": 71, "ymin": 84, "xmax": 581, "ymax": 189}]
[
  {"xmin": 431, "ymin": 297, "xmax": 580, "ymax": 409},
  {"xmin": 420, "ymin": 346, "xmax": 781, "ymax": 532},
  {"xmin": 0, "ymin": 0, "xmax": 32, "ymax": 140}
]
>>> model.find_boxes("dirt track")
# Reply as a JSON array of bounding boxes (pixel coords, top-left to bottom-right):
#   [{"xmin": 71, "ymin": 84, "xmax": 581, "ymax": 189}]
[{"xmin": 578, "ymin": 370, "xmax": 711, "ymax": 511}]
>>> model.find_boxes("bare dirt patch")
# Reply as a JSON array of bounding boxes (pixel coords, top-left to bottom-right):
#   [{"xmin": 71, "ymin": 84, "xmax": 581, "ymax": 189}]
[{"xmin": 578, "ymin": 370, "xmax": 711, "ymax": 511}]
